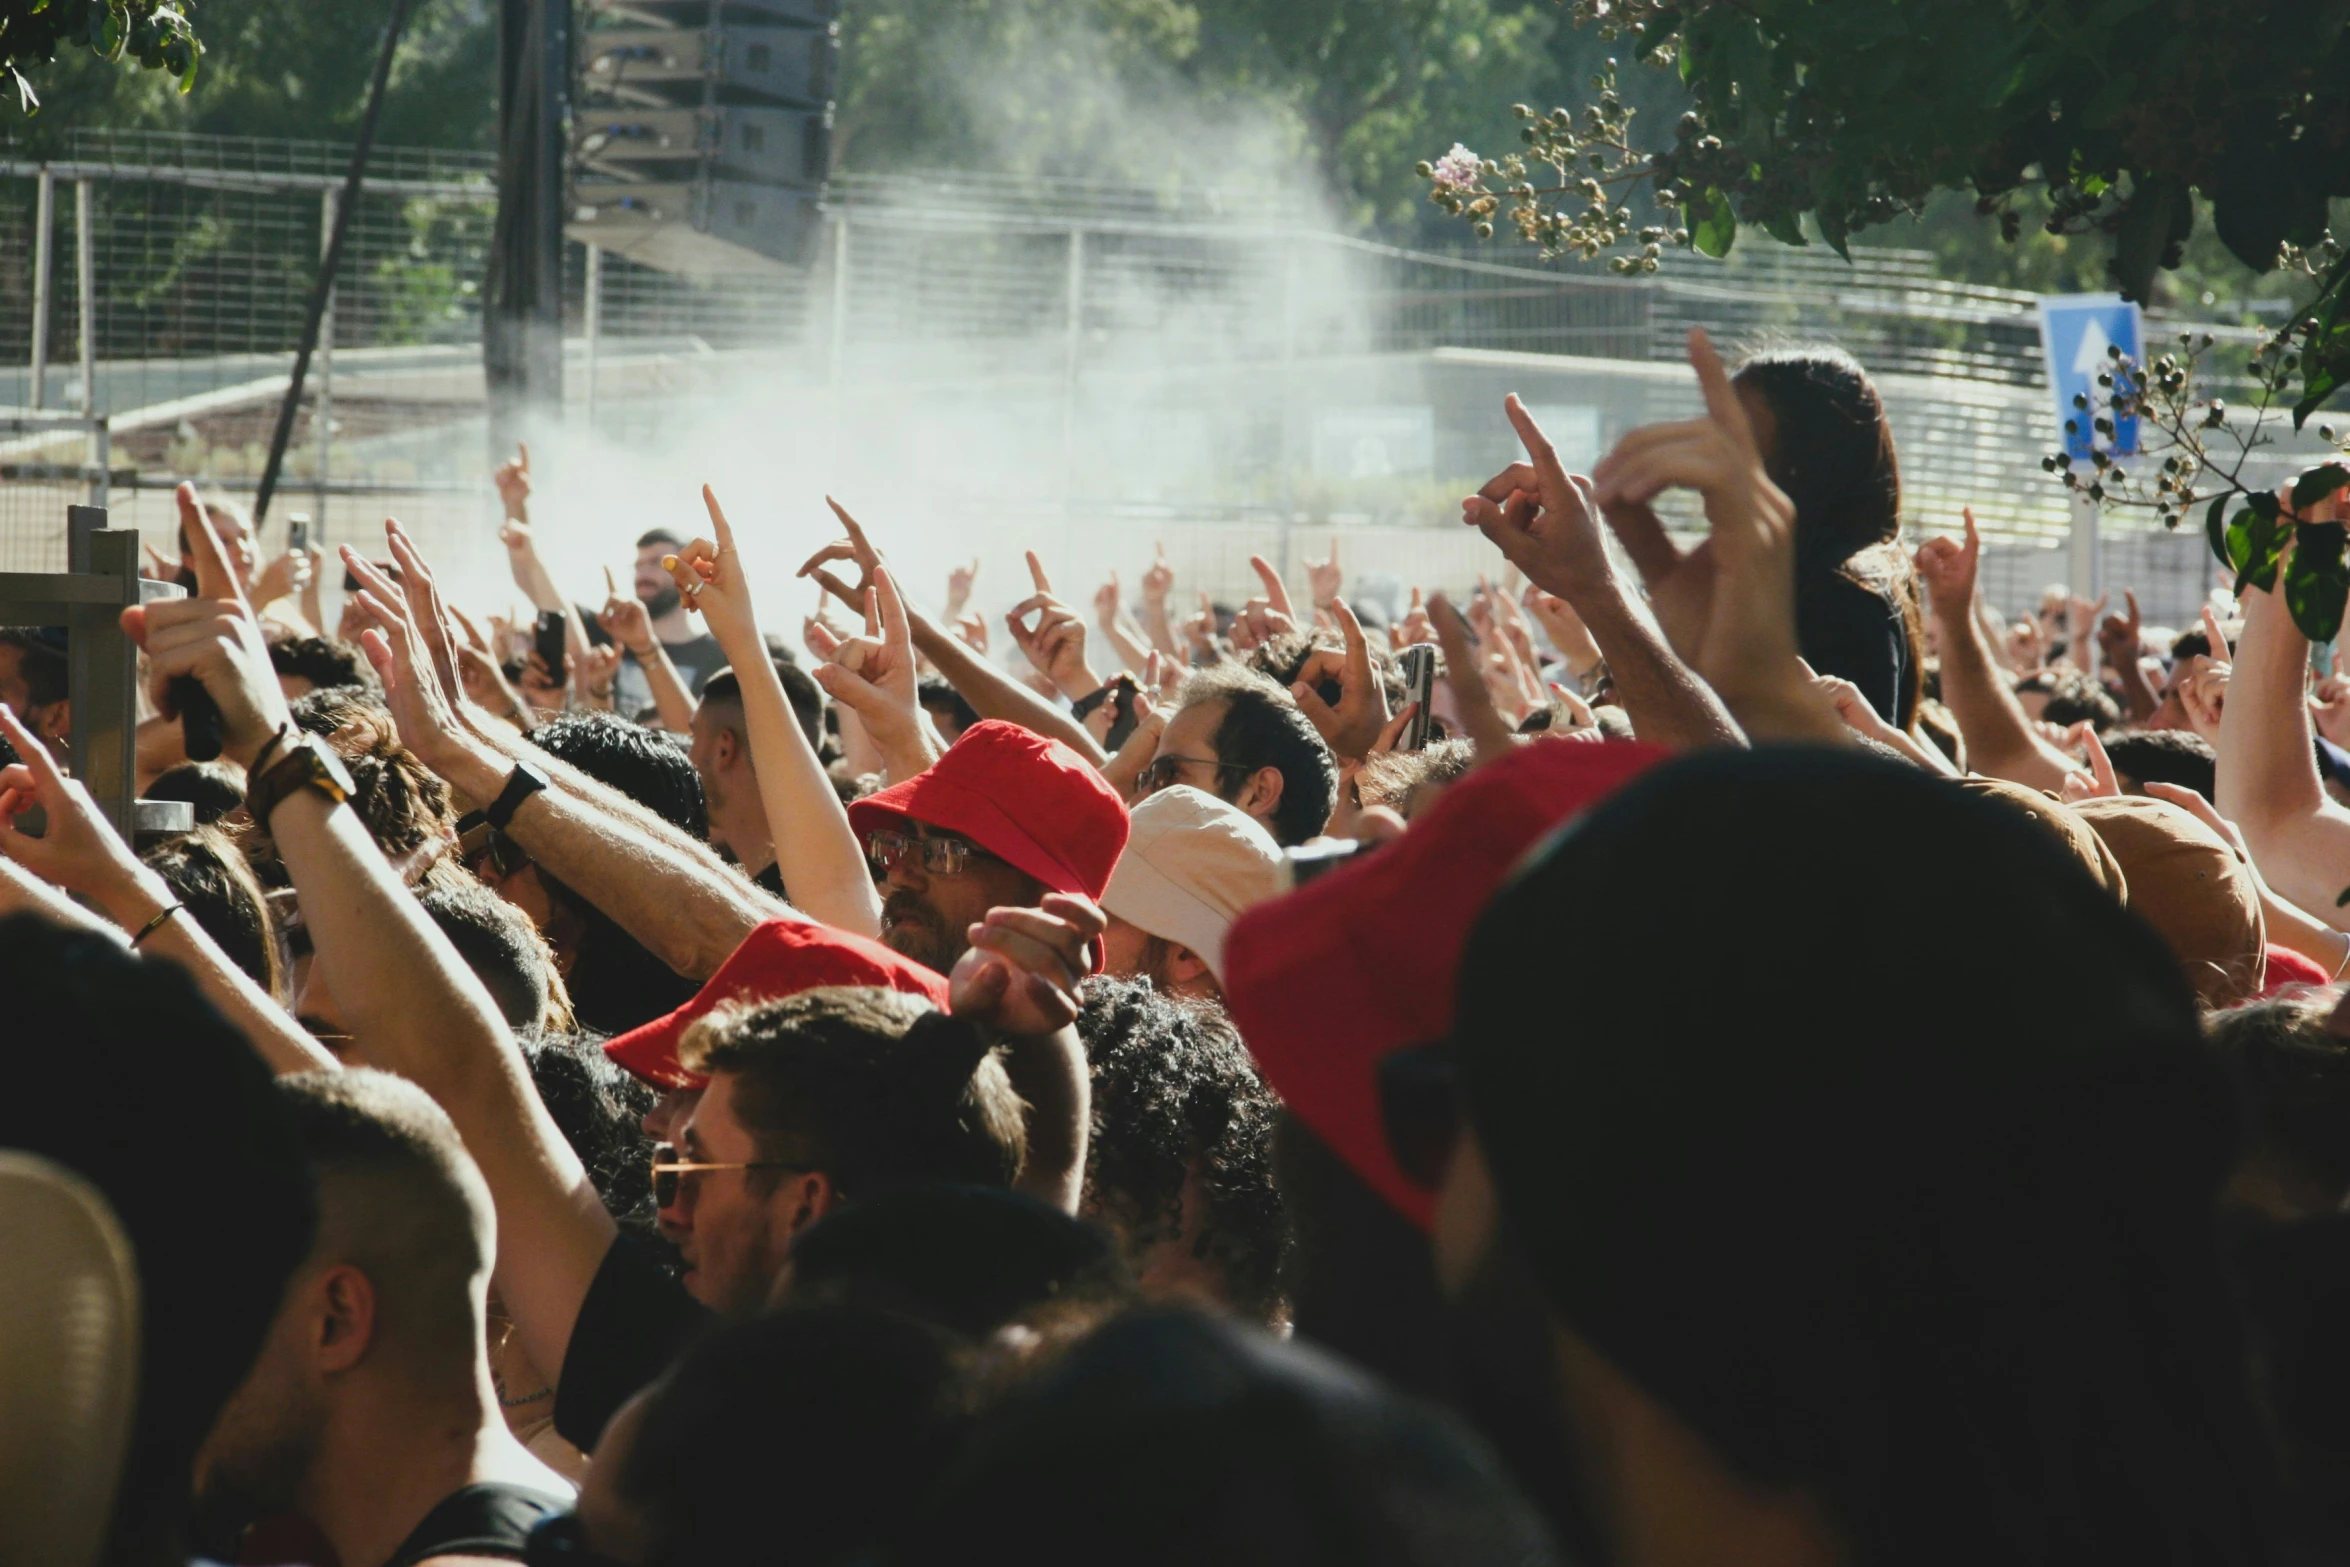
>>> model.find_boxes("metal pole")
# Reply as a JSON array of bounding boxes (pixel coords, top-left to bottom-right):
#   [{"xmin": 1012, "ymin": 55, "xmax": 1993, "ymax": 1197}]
[
  {"xmin": 583, "ymin": 242, "xmax": 601, "ymax": 426},
  {"xmin": 1061, "ymin": 227, "xmax": 1084, "ymax": 518},
  {"xmin": 316, "ymin": 187, "xmax": 336, "ymax": 527},
  {"xmin": 2068, "ymin": 490, "xmax": 2101, "ymax": 604},
  {"xmin": 252, "ymin": 0, "xmax": 413, "ymax": 529},
  {"xmin": 28, "ymin": 168, "xmax": 52, "ymax": 411},
  {"xmin": 74, "ymin": 179, "xmax": 95, "ymax": 415},
  {"xmin": 66, "ymin": 507, "xmax": 140, "ymax": 839},
  {"xmin": 1277, "ymin": 246, "xmax": 1299, "ymax": 580}
]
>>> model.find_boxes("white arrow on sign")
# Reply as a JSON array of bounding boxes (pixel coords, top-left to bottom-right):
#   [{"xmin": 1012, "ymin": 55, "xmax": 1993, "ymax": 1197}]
[{"xmin": 2072, "ymin": 317, "xmax": 2118, "ymax": 450}]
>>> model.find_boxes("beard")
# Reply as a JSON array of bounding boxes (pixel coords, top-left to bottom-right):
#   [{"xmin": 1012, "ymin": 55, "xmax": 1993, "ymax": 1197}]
[
  {"xmin": 878, "ymin": 890, "xmax": 959, "ymax": 974},
  {"xmin": 640, "ymin": 581, "xmax": 683, "ymax": 620},
  {"xmin": 188, "ymin": 1388, "xmax": 326, "ymax": 1558}
]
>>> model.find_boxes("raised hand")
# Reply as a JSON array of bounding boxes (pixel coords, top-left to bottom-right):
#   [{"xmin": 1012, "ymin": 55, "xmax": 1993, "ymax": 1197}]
[
  {"xmin": 493, "ymin": 441, "xmax": 532, "ymax": 521},
  {"xmin": 1464, "ymin": 396, "xmax": 1618, "ymax": 606},
  {"xmin": 577, "ymin": 642, "xmax": 623, "ymax": 709},
  {"xmin": 953, "ymin": 610, "xmax": 990, "ymax": 655},
  {"xmin": 0, "ymin": 704, "xmax": 146, "ymax": 901},
  {"xmin": 599, "ymin": 563, "xmax": 656, "ymax": 657},
  {"xmin": 2059, "ymin": 725, "xmax": 2122, "ymax": 802},
  {"xmin": 1431, "ymin": 592, "xmax": 1516, "ymax": 765},
  {"xmin": 948, "ymin": 892, "xmax": 1106, "ymax": 1037},
  {"xmin": 1289, "ymin": 598, "xmax": 1390, "ymax": 760},
  {"xmin": 2096, "ymin": 589, "xmax": 2143, "ymax": 669},
  {"xmin": 343, "ymin": 547, "xmax": 471, "ymax": 771},
  {"xmin": 798, "ymin": 495, "xmax": 883, "ymax": 613},
  {"xmin": 946, "ymin": 557, "xmax": 980, "ymax": 619},
  {"xmin": 1093, "ymin": 571, "xmax": 1122, "ymax": 629},
  {"xmin": 121, "ymin": 483, "xmax": 293, "ymax": 771},
  {"xmin": 2179, "ymin": 657, "xmax": 2230, "ymax": 743},
  {"xmin": 806, "ymin": 566, "xmax": 924, "ymax": 754},
  {"xmin": 1247, "ymin": 555, "xmax": 1296, "ymax": 623},
  {"xmin": 1522, "ymin": 584, "xmax": 1601, "ymax": 672},
  {"xmin": 1183, "ymin": 591, "xmax": 1220, "ymax": 659},
  {"xmin": 1306, "ymin": 535, "xmax": 1343, "ymax": 609},
  {"xmin": 1392, "ymin": 586, "xmax": 1437, "ymax": 649},
  {"xmin": 1913, "ymin": 508, "xmax": 1984, "ymax": 624},
  {"xmin": 381, "ymin": 517, "xmax": 466, "ymax": 708},
  {"xmin": 251, "ymin": 543, "xmax": 314, "ymax": 610},
  {"xmin": 1140, "ymin": 544, "xmax": 1175, "ymax": 607},
  {"xmin": 662, "ymin": 485, "xmax": 761, "ymax": 655},
  {"xmin": 449, "ymin": 606, "xmax": 530, "ymax": 723},
  {"xmin": 2311, "ymin": 649, "xmax": 2350, "ymax": 750},
  {"xmin": 1005, "ymin": 551, "xmax": 1102, "ymax": 700}
]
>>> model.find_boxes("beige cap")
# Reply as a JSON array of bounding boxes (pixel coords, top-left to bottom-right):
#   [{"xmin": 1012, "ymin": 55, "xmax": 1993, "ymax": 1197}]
[{"xmin": 1100, "ymin": 785, "xmax": 1287, "ymax": 984}]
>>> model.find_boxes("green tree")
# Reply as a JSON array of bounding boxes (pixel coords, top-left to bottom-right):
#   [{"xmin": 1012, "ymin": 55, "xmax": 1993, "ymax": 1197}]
[{"xmin": 0, "ymin": 0, "xmax": 198, "ymax": 114}]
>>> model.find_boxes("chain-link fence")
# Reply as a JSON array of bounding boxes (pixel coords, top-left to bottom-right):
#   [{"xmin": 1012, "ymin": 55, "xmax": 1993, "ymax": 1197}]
[{"xmin": 0, "ymin": 131, "xmax": 2332, "ymax": 631}]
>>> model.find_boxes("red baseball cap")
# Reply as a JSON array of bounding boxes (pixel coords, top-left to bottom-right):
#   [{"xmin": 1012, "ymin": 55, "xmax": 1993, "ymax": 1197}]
[
  {"xmin": 1222, "ymin": 738, "xmax": 1668, "ymax": 1228},
  {"xmin": 847, "ymin": 720, "xmax": 1129, "ymax": 900},
  {"xmin": 603, "ymin": 918, "xmax": 951, "ymax": 1089}
]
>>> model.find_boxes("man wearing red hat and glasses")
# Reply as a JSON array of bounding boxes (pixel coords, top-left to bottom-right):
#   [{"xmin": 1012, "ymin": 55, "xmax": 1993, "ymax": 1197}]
[{"xmin": 847, "ymin": 718, "xmax": 1130, "ymax": 976}]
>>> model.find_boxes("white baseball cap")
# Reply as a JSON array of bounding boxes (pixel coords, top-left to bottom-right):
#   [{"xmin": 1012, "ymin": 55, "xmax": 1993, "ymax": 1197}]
[{"xmin": 1099, "ymin": 785, "xmax": 1286, "ymax": 984}]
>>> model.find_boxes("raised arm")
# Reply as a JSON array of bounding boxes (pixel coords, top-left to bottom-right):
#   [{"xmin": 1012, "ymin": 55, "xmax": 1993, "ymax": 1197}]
[
  {"xmin": 664, "ymin": 486, "xmax": 881, "ymax": 937},
  {"xmin": 909, "ymin": 606, "xmax": 1108, "ymax": 764},
  {"xmin": 1464, "ymin": 390, "xmax": 1742, "ymax": 750},
  {"xmin": 598, "ymin": 566, "xmax": 698, "ymax": 734},
  {"xmin": 0, "ymin": 704, "xmax": 336, "ymax": 1076},
  {"xmin": 1915, "ymin": 509, "xmax": 2080, "ymax": 790},
  {"xmin": 135, "ymin": 485, "xmax": 618, "ymax": 1392},
  {"xmin": 2214, "ymin": 489, "xmax": 2350, "ymax": 925},
  {"xmin": 348, "ymin": 531, "xmax": 786, "ymax": 982},
  {"xmin": 949, "ymin": 892, "xmax": 1106, "ymax": 1215}
]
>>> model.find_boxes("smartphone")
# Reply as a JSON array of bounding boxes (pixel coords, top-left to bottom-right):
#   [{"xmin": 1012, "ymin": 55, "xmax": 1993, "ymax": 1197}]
[
  {"xmin": 534, "ymin": 610, "xmax": 568, "ymax": 673},
  {"xmin": 1102, "ymin": 673, "xmax": 1141, "ymax": 752},
  {"xmin": 287, "ymin": 515, "xmax": 311, "ymax": 554},
  {"xmin": 1398, "ymin": 644, "xmax": 1437, "ymax": 750}
]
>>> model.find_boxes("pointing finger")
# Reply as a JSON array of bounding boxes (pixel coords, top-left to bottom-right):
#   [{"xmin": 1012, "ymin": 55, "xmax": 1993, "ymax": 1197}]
[
  {"xmin": 517, "ymin": 441, "xmax": 530, "ymax": 475},
  {"xmin": 1026, "ymin": 550, "xmax": 1053, "ymax": 594},
  {"xmin": 1686, "ymin": 327, "xmax": 1757, "ymax": 452},
  {"xmin": 702, "ymin": 484, "xmax": 738, "ymax": 555},
  {"xmin": 603, "ymin": 565, "xmax": 619, "ymax": 600}
]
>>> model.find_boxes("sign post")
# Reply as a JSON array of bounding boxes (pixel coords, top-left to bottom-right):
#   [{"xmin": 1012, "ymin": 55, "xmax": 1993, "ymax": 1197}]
[{"xmin": 2037, "ymin": 294, "xmax": 2144, "ymax": 603}]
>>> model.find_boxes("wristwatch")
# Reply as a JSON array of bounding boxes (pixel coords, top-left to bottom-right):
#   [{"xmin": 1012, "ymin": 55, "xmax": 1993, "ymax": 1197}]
[
  {"xmin": 245, "ymin": 734, "xmax": 355, "ymax": 826},
  {"xmin": 486, "ymin": 759, "xmax": 552, "ymax": 831}
]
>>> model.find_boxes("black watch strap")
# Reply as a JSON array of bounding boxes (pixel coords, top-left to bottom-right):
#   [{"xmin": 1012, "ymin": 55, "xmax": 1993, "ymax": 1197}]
[{"xmin": 485, "ymin": 760, "xmax": 551, "ymax": 831}]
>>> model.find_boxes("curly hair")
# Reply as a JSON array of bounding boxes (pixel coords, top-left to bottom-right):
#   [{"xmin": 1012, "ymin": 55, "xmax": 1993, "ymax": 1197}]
[
  {"xmin": 517, "ymin": 1027, "xmax": 660, "ymax": 1233},
  {"xmin": 1077, "ymin": 975, "xmax": 1288, "ymax": 1321},
  {"xmin": 1245, "ymin": 630, "xmax": 1408, "ymax": 713},
  {"xmin": 1355, "ymin": 738, "xmax": 1476, "ymax": 820}
]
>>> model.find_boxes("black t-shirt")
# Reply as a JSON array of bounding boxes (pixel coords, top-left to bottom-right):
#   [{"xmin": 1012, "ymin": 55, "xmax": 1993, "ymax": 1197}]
[
  {"xmin": 613, "ymin": 632, "xmax": 726, "ymax": 714},
  {"xmin": 1797, "ymin": 571, "xmax": 1913, "ymax": 730},
  {"xmin": 752, "ymin": 859, "xmax": 787, "ymax": 904},
  {"xmin": 553, "ymin": 1232, "xmax": 713, "ymax": 1452},
  {"xmin": 382, "ymin": 1482, "xmax": 569, "ymax": 1566}
]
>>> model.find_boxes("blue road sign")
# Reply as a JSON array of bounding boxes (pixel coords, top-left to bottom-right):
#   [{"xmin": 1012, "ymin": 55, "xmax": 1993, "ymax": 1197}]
[{"xmin": 2037, "ymin": 294, "xmax": 2144, "ymax": 461}]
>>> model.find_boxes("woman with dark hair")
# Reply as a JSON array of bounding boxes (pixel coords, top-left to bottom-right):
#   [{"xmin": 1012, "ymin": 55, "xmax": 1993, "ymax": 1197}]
[
  {"xmin": 1602, "ymin": 346, "xmax": 1925, "ymax": 730},
  {"xmin": 1733, "ymin": 347, "xmax": 1924, "ymax": 729},
  {"xmin": 1436, "ymin": 747, "xmax": 2277, "ymax": 1567}
]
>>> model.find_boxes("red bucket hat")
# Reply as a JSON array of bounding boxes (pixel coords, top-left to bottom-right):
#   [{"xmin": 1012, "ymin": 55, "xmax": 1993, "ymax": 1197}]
[
  {"xmin": 1222, "ymin": 738, "xmax": 1668, "ymax": 1228},
  {"xmin": 604, "ymin": 918, "xmax": 951, "ymax": 1089},
  {"xmin": 847, "ymin": 720, "xmax": 1129, "ymax": 901}
]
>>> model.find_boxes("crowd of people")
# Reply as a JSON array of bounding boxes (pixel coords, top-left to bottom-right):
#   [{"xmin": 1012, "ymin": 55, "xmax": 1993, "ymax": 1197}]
[{"xmin": 10, "ymin": 321, "xmax": 2350, "ymax": 1566}]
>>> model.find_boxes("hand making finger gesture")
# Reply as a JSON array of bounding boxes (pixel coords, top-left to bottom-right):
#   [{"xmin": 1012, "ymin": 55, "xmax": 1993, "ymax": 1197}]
[
  {"xmin": 797, "ymin": 495, "xmax": 884, "ymax": 613},
  {"xmin": 663, "ymin": 485, "xmax": 762, "ymax": 656},
  {"xmin": 1006, "ymin": 551, "xmax": 1103, "ymax": 700},
  {"xmin": 1289, "ymin": 598, "xmax": 1390, "ymax": 760},
  {"xmin": 122, "ymin": 483, "xmax": 294, "ymax": 772},
  {"xmin": 949, "ymin": 892, "xmax": 1107, "ymax": 1037}
]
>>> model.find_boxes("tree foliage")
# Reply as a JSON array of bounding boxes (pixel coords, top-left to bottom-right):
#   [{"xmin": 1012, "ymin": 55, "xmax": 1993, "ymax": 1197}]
[
  {"xmin": 1, "ymin": 0, "xmax": 199, "ymax": 113},
  {"xmin": 1421, "ymin": 0, "xmax": 2349, "ymax": 301}
]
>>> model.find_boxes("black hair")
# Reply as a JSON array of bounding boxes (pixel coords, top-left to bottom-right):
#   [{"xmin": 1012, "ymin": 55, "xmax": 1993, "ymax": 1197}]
[
  {"xmin": 679, "ymin": 987, "xmax": 1026, "ymax": 1200},
  {"xmin": 916, "ymin": 674, "xmax": 980, "ymax": 737},
  {"xmin": 621, "ymin": 1305, "xmax": 966, "ymax": 1567},
  {"xmin": 1458, "ymin": 748, "xmax": 2275, "ymax": 1567},
  {"xmin": 887, "ymin": 1309, "xmax": 1561, "ymax": 1567},
  {"xmin": 142, "ymin": 825, "xmax": 281, "ymax": 995},
  {"xmin": 2102, "ymin": 728, "xmax": 2218, "ymax": 800},
  {"xmin": 0, "ymin": 916, "xmax": 315, "ymax": 1567},
  {"xmin": 2038, "ymin": 674, "xmax": 2124, "ymax": 732},
  {"xmin": 783, "ymin": 1185, "xmax": 1132, "ymax": 1339},
  {"xmin": 1734, "ymin": 348, "xmax": 1924, "ymax": 729},
  {"xmin": 701, "ymin": 661, "xmax": 824, "ymax": 752},
  {"xmin": 1077, "ymin": 976, "xmax": 1288, "ymax": 1321},
  {"xmin": 518, "ymin": 711, "xmax": 707, "ymax": 1032},
  {"xmin": 1181, "ymin": 666, "xmax": 1338, "ymax": 847},
  {"xmin": 637, "ymin": 527, "xmax": 684, "ymax": 551},
  {"xmin": 527, "ymin": 710, "xmax": 706, "ymax": 839},
  {"xmin": 515, "ymin": 1027, "xmax": 659, "ymax": 1231},
  {"xmin": 416, "ymin": 876, "xmax": 556, "ymax": 1030},
  {"xmin": 266, "ymin": 634, "xmax": 366, "ymax": 693},
  {"xmin": 144, "ymin": 760, "xmax": 249, "ymax": 826},
  {"xmin": 2205, "ymin": 991, "xmax": 2350, "ymax": 1210},
  {"xmin": 0, "ymin": 625, "xmax": 68, "ymax": 707},
  {"xmin": 1246, "ymin": 630, "xmax": 1409, "ymax": 714},
  {"xmin": 2174, "ymin": 629, "xmax": 2214, "ymax": 662}
]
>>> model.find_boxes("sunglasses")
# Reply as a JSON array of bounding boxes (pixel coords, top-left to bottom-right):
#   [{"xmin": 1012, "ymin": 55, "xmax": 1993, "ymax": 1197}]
[
  {"xmin": 1376, "ymin": 1045, "xmax": 1463, "ymax": 1193},
  {"xmin": 1137, "ymin": 753, "xmax": 1252, "ymax": 795},
  {"xmin": 457, "ymin": 814, "xmax": 532, "ymax": 880},
  {"xmin": 649, "ymin": 1143, "xmax": 811, "ymax": 1208},
  {"xmin": 866, "ymin": 830, "xmax": 992, "ymax": 878}
]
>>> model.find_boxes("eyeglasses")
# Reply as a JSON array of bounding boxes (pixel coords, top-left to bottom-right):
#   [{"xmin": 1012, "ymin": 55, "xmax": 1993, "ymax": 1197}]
[
  {"xmin": 649, "ymin": 1143, "xmax": 811, "ymax": 1208},
  {"xmin": 523, "ymin": 1512, "xmax": 632, "ymax": 1567},
  {"xmin": 457, "ymin": 814, "xmax": 531, "ymax": 880},
  {"xmin": 1137, "ymin": 753, "xmax": 1252, "ymax": 796},
  {"xmin": 866, "ymin": 830, "xmax": 994, "ymax": 878},
  {"xmin": 1376, "ymin": 1045, "xmax": 1462, "ymax": 1193}
]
